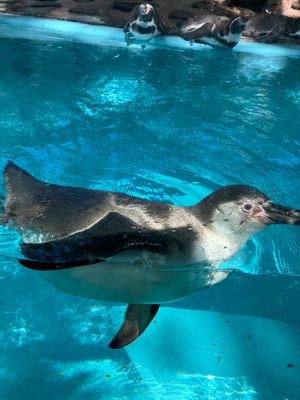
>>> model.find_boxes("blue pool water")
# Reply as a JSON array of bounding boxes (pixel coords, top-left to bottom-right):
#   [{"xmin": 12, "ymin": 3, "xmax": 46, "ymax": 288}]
[{"xmin": 0, "ymin": 15, "xmax": 300, "ymax": 400}]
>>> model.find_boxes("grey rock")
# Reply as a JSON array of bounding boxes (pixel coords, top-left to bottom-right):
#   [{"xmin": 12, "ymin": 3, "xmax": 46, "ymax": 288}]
[
  {"xmin": 168, "ymin": 10, "xmax": 194, "ymax": 20},
  {"xmin": 29, "ymin": 2, "xmax": 61, "ymax": 7},
  {"xmin": 69, "ymin": 6, "xmax": 97, "ymax": 15},
  {"xmin": 228, "ymin": 0, "xmax": 267, "ymax": 13},
  {"xmin": 112, "ymin": 1, "xmax": 139, "ymax": 12}
]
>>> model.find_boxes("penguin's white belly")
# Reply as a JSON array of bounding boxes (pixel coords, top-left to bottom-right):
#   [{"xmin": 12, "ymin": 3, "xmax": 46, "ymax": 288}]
[
  {"xmin": 34, "ymin": 261, "xmax": 229, "ymax": 304},
  {"xmin": 198, "ymin": 36, "xmax": 225, "ymax": 47},
  {"xmin": 199, "ymin": 33, "xmax": 240, "ymax": 47}
]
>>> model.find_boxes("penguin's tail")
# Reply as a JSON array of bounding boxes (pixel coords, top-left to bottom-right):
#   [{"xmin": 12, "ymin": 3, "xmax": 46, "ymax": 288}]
[{"xmin": 0, "ymin": 160, "xmax": 43, "ymax": 228}]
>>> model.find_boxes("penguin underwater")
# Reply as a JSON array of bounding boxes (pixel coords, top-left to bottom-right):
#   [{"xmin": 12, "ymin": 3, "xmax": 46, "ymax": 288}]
[{"xmin": 1, "ymin": 161, "xmax": 300, "ymax": 348}]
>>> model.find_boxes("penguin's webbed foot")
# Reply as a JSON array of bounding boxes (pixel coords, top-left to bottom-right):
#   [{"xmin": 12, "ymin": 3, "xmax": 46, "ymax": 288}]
[{"xmin": 109, "ymin": 303, "xmax": 160, "ymax": 349}]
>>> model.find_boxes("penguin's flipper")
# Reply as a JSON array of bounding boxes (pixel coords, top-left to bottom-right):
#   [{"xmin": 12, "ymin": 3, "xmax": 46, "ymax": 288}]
[
  {"xmin": 109, "ymin": 304, "xmax": 160, "ymax": 349},
  {"xmin": 154, "ymin": 9, "xmax": 168, "ymax": 34},
  {"xmin": 124, "ymin": 4, "xmax": 139, "ymax": 27},
  {"xmin": 181, "ymin": 22, "xmax": 213, "ymax": 40},
  {"xmin": 20, "ymin": 211, "xmax": 171, "ymax": 267},
  {"xmin": 124, "ymin": 22, "xmax": 130, "ymax": 33}
]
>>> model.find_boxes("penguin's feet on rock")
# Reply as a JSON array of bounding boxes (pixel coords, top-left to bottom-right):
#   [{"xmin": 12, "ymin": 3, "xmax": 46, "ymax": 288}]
[{"xmin": 125, "ymin": 32, "xmax": 134, "ymax": 46}]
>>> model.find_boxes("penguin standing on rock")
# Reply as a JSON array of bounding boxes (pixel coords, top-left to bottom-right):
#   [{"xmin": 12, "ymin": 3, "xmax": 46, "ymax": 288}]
[
  {"xmin": 243, "ymin": 15, "xmax": 300, "ymax": 43},
  {"xmin": 124, "ymin": 3, "xmax": 167, "ymax": 44},
  {"xmin": 178, "ymin": 15, "xmax": 247, "ymax": 48},
  {"xmin": 1, "ymin": 161, "xmax": 300, "ymax": 349}
]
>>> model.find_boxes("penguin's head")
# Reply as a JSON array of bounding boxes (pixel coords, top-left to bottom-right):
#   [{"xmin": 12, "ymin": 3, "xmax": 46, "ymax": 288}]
[
  {"xmin": 229, "ymin": 17, "xmax": 247, "ymax": 35},
  {"xmin": 197, "ymin": 185, "xmax": 300, "ymax": 238},
  {"xmin": 138, "ymin": 3, "xmax": 155, "ymax": 22}
]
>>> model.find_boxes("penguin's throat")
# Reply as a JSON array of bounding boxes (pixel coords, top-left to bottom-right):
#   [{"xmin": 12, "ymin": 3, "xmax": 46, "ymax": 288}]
[{"xmin": 209, "ymin": 218, "xmax": 262, "ymax": 242}]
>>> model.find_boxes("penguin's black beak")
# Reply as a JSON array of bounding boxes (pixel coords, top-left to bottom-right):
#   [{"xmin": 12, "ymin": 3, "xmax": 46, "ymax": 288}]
[{"xmin": 264, "ymin": 202, "xmax": 300, "ymax": 225}]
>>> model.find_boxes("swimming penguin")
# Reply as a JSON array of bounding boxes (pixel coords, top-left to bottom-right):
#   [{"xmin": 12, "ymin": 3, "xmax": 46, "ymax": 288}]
[
  {"xmin": 243, "ymin": 15, "xmax": 300, "ymax": 42},
  {"xmin": 124, "ymin": 3, "xmax": 167, "ymax": 44},
  {"xmin": 2, "ymin": 161, "xmax": 300, "ymax": 348},
  {"xmin": 178, "ymin": 15, "xmax": 247, "ymax": 48}
]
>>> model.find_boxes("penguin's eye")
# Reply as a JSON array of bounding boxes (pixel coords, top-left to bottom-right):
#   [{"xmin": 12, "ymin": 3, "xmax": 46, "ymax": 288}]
[{"xmin": 243, "ymin": 203, "xmax": 252, "ymax": 212}]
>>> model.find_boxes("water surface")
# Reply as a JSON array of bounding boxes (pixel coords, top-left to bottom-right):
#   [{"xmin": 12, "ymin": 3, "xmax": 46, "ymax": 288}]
[{"xmin": 0, "ymin": 18, "xmax": 300, "ymax": 400}]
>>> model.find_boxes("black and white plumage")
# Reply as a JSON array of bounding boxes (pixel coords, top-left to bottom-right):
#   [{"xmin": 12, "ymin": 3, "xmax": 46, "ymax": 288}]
[
  {"xmin": 2, "ymin": 162, "xmax": 300, "ymax": 348},
  {"xmin": 124, "ymin": 3, "xmax": 167, "ymax": 43},
  {"xmin": 178, "ymin": 15, "xmax": 247, "ymax": 48}
]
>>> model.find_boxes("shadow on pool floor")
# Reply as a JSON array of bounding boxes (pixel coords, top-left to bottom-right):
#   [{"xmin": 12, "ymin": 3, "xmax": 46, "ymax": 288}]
[{"xmin": 172, "ymin": 271, "xmax": 300, "ymax": 322}]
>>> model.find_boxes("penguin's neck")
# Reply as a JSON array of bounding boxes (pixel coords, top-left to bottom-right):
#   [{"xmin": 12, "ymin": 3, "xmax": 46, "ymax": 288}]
[
  {"xmin": 191, "ymin": 204, "xmax": 263, "ymax": 263},
  {"xmin": 192, "ymin": 221, "xmax": 255, "ymax": 265},
  {"xmin": 137, "ymin": 16, "xmax": 155, "ymax": 27},
  {"xmin": 209, "ymin": 218, "xmax": 253, "ymax": 245}
]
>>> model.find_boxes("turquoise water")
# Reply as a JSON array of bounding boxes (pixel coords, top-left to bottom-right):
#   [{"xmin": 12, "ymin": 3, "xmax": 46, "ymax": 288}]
[{"xmin": 0, "ymin": 16, "xmax": 300, "ymax": 400}]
